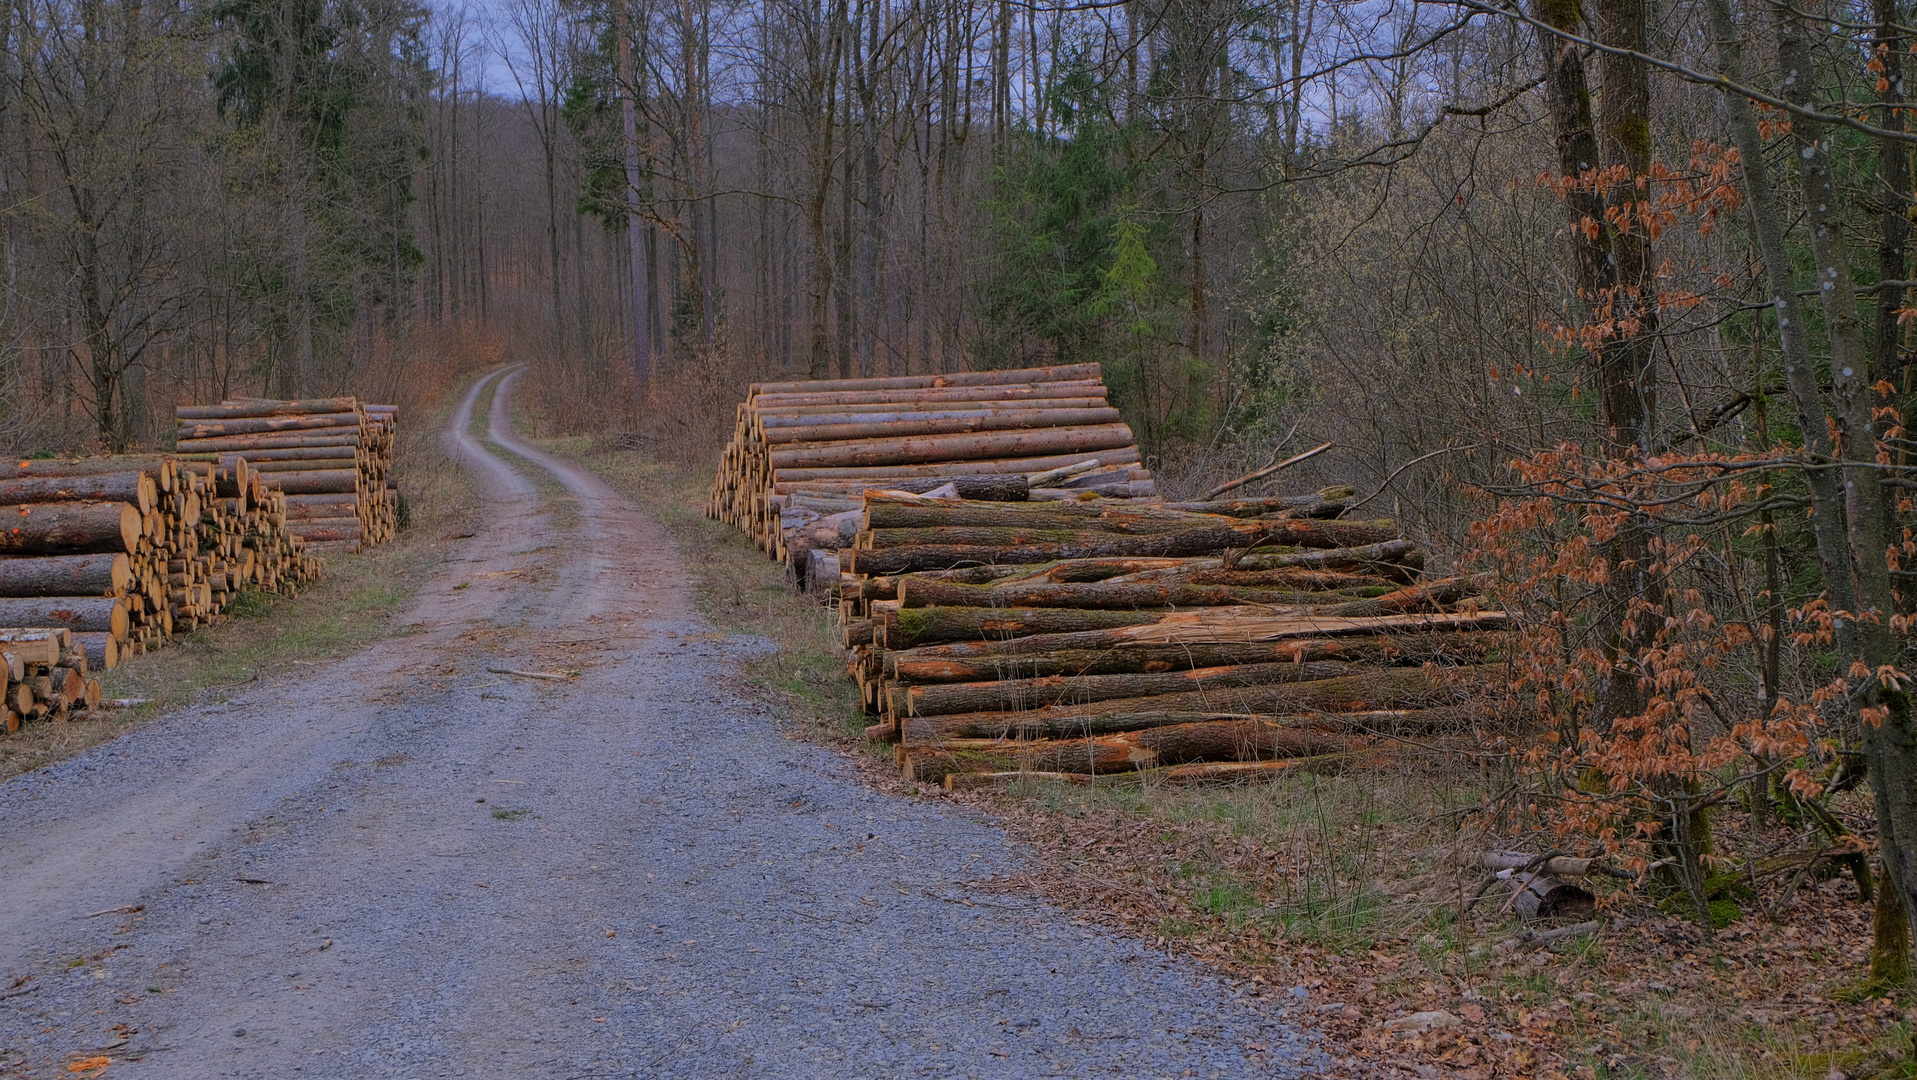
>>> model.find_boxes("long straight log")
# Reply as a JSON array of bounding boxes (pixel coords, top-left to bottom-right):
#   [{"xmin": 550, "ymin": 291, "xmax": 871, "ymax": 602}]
[
  {"xmin": 760, "ymin": 408, "xmax": 1124, "ymax": 444},
  {"xmin": 0, "ymin": 473, "xmax": 155, "ymax": 515},
  {"xmin": 863, "ymin": 502, "xmax": 1237, "ymax": 531},
  {"xmin": 751, "ymin": 363, "xmax": 1103, "ymax": 394},
  {"xmin": 904, "ymin": 659, "xmax": 1360, "ymax": 717},
  {"xmin": 772, "ymin": 446, "xmax": 1142, "ymax": 482},
  {"xmin": 0, "ymin": 597, "xmax": 127, "ymax": 638},
  {"xmin": 0, "ymin": 553, "xmax": 131, "ymax": 597},
  {"xmin": 750, "ymin": 384, "xmax": 1108, "ymax": 410},
  {"xmin": 178, "ymin": 413, "xmax": 362, "ymax": 438},
  {"xmin": 283, "ymin": 501, "xmax": 362, "ymax": 521},
  {"xmin": 769, "ymin": 424, "xmax": 1138, "ymax": 470},
  {"xmin": 905, "ymin": 706, "xmax": 1475, "ymax": 742},
  {"xmin": 756, "ymin": 397, "xmax": 1111, "ymax": 419},
  {"xmin": 775, "ymin": 475, "xmax": 1032, "ymax": 501},
  {"xmin": 880, "ymin": 606, "xmax": 1168, "ymax": 649},
  {"xmin": 852, "ymin": 566, "xmax": 1026, "ymax": 600},
  {"xmin": 254, "ymin": 469, "xmax": 360, "ymax": 494},
  {"xmin": 244, "ymin": 457, "xmax": 359, "ymax": 473},
  {"xmin": 282, "ymin": 492, "xmax": 361, "ymax": 509},
  {"xmin": 10, "ymin": 458, "xmax": 175, "ymax": 495},
  {"xmin": 896, "ymin": 667, "xmax": 1478, "ymax": 739},
  {"xmin": 887, "ymin": 632, "xmax": 1496, "ymax": 683},
  {"xmin": 1103, "ymin": 568, "xmax": 1395, "ymax": 590},
  {"xmin": 176, "ymin": 432, "xmax": 362, "ymax": 453},
  {"xmin": 900, "ymin": 719, "xmax": 1366, "ymax": 781},
  {"xmin": 285, "ymin": 522, "xmax": 363, "ymax": 542},
  {"xmin": 848, "ymin": 520, "xmax": 1402, "ymax": 575},
  {"xmin": 898, "ymin": 577, "xmax": 1385, "ymax": 610},
  {"xmin": 1162, "ymin": 490, "xmax": 1358, "ymax": 517},
  {"xmin": 176, "ymin": 398, "xmax": 358, "ymax": 419},
  {"xmin": 0, "ymin": 502, "xmax": 142, "ymax": 555},
  {"xmin": 179, "ymin": 447, "xmax": 366, "ymax": 465}
]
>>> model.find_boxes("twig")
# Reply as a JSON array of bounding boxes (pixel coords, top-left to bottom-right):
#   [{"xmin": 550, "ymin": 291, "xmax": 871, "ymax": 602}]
[
  {"xmin": 486, "ymin": 667, "xmax": 574, "ymax": 681},
  {"xmin": 1349, "ymin": 445, "xmax": 1478, "ymax": 513},
  {"xmin": 0, "ymin": 982, "xmax": 39, "ymax": 1002},
  {"xmin": 86, "ymin": 905, "xmax": 144, "ymax": 918},
  {"xmin": 1493, "ymin": 920, "xmax": 1604, "ymax": 954},
  {"xmin": 1206, "ymin": 442, "xmax": 1333, "ymax": 499},
  {"xmin": 1458, "ymin": 874, "xmax": 1502, "ymax": 920}
]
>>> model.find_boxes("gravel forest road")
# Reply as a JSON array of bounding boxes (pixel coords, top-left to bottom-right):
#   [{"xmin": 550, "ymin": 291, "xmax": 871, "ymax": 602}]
[{"xmin": 0, "ymin": 369, "xmax": 1318, "ymax": 1079}]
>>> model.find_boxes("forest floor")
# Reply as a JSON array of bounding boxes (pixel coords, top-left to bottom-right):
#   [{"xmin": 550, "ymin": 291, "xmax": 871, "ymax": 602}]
[
  {"xmin": 506, "ymin": 402, "xmax": 1917, "ymax": 1080},
  {"xmin": 0, "ymin": 369, "xmax": 1319, "ymax": 1079}
]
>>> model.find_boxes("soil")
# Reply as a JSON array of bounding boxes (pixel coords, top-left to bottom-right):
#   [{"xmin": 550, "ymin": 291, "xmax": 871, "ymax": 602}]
[{"xmin": 0, "ymin": 368, "xmax": 1318, "ymax": 1079}]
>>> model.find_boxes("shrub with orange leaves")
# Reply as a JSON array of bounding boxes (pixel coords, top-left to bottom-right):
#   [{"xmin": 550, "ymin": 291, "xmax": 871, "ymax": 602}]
[{"xmin": 1461, "ymin": 443, "xmax": 1866, "ymax": 901}]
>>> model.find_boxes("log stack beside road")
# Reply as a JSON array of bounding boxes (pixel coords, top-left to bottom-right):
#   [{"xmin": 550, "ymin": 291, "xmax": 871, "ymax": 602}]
[
  {"xmin": 0, "ymin": 452, "xmax": 325, "ymax": 672},
  {"xmin": 174, "ymin": 397, "xmax": 400, "ymax": 551},
  {"xmin": 706, "ymin": 366, "xmax": 1505, "ymax": 787},
  {"xmin": 0, "ymin": 628, "xmax": 104, "ymax": 732},
  {"xmin": 706, "ymin": 365, "xmax": 1156, "ymax": 569},
  {"xmin": 822, "ymin": 488, "xmax": 1507, "ymax": 789}
]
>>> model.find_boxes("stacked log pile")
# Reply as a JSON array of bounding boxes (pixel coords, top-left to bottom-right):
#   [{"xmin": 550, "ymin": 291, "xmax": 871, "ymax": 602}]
[
  {"xmin": 0, "ymin": 628, "xmax": 104, "ymax": 732},
  {"xmin": 4, "ymin": 455, "xmax": 325, "ymax": 666},
  {"xmin": 826, "ymin": 489, "xmax": 1508, "ymax": 789},
  {"xmin": 706, "ymin": 364, "xmax": 1156, "ymax": 567},
  {"xmin": 174, "ymin": 397, "xmax": 400, "ymax": 551}
]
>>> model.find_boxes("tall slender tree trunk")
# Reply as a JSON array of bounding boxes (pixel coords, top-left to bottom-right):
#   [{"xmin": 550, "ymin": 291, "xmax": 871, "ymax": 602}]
[
  {"xmin": 1702, "ymin": 0, "xmax": 1914, "ymax": 967},
  {"xmin": 618, "ymin": 0, "xmax": 651, "ymax": 386}
]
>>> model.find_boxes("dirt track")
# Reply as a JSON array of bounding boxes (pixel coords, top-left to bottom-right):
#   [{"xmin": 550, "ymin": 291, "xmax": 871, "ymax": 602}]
[{"xmin": 0, "ymin": 369, "xmax": 1315, "ymax": 1078}]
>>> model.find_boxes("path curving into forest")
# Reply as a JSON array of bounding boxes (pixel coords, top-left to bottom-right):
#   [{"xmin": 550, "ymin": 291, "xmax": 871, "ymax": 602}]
[{"xmin": 0, "ymin": 368, "xmax": 1316, "ymax": 1078}]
